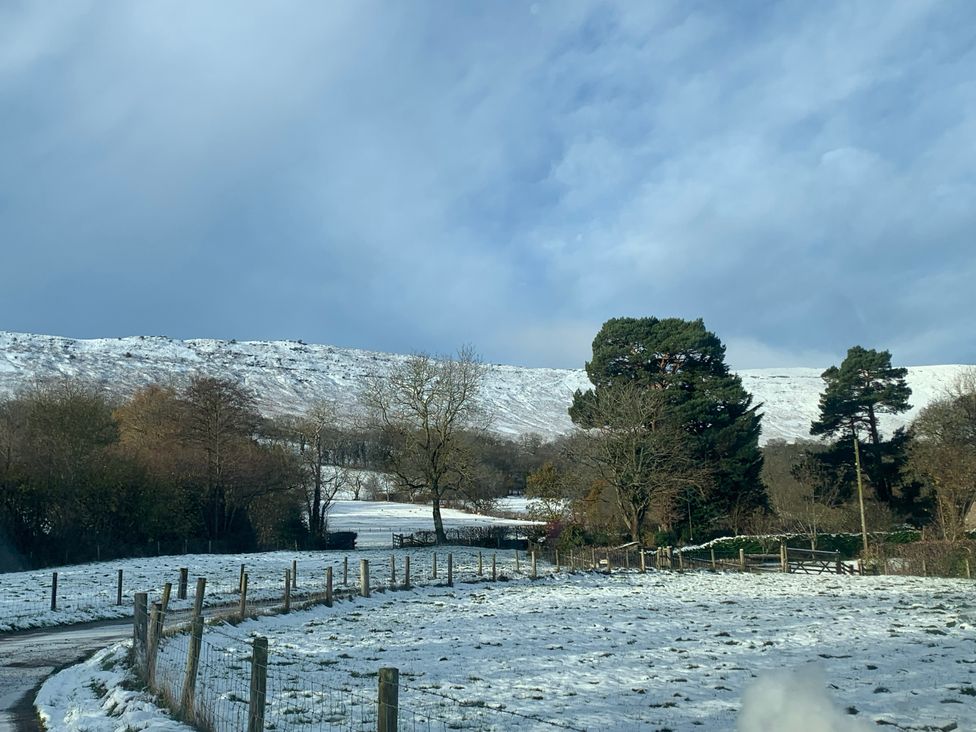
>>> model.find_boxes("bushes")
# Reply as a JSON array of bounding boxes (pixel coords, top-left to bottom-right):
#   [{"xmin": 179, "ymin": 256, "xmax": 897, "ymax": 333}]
[
  {"xmin": 322, "ymin": 531, "xmax": 357, "ymax": 550},
  {"xmin": 868, "ymin": 540, "xmax": 975, "ymax": 577},
  {"xmin": 681, "ymin": 530, "xmax": 926, "ymax": 560}
]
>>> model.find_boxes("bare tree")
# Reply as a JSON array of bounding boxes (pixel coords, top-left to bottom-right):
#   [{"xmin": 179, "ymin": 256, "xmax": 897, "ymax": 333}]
[
  {"xmin": 359, "ymin": 346, "xmax": 489, "ymax": 543},
  {"xmin": 285, "ymin": 402, "xmax": 350, "ymax": 540},
  {"xmin": 911, "ymin": 369, "xmax": 976, "ymax": 541},
  {"xmin": 181, "ymin": 376, "xmax": 261, "ymax": 539},
  {"xmin": 571, "ymin": 382, "xmax": 707, "ymax": 545},
  {"xmin": 525, "ymin": 462, "xmax": 573, "ymax": 524}
]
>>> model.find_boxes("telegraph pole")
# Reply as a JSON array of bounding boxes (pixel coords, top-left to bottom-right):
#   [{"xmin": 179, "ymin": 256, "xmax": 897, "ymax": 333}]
[{"xmin": 853, "ymin": 431, "xmax": 869, "ymax": 555}]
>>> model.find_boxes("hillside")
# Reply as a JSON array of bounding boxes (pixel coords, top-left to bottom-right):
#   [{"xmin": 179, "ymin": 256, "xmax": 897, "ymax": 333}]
[{"xmin": 0, "ymin": 331, "xmax": 969, "ymax": 445}]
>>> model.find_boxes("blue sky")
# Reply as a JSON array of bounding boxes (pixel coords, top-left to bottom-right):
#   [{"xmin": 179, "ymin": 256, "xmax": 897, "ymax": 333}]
[{"xmin": 1, "ymin": 1, "xmax": 974, "ymax": 369}]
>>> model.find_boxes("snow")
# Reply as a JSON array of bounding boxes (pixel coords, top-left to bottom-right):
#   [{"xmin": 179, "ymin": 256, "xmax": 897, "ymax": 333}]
[
  {"xmin": 36, "ymin": 567, "xmax": 976, "ymax": 731},
  {"xmin": 0, "ymin": 500, "xmax": 537, "ymax": 632},
  {"xmin": 36, "ymin": 642, "xmax": 193, "ymax": 732},
  {"xmin": 0, "ymin": 331, "xmax": 969, "ymax": 444},
  {"xmin": 328, "ymin": 500, "xmax": 537, "ymax": 547}
]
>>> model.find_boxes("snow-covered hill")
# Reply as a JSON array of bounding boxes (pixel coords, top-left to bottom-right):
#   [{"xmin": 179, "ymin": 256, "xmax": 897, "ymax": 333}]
[{"xmin": 0, "ymin": 331, "xmax": 969, "ymax": 445}]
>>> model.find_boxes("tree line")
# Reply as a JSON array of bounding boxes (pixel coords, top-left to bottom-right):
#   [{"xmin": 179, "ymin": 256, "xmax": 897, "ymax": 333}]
[
  {"xmin": 2, "ymin": 316, "xmax": 973, "ymax": 569},
  {"xmin": 0, "ymin": 372, "xmax": 551, "ymax": 570},
  {"xmin": 526, "ymin": 322, "xmax": 975, "ymax": 552}
]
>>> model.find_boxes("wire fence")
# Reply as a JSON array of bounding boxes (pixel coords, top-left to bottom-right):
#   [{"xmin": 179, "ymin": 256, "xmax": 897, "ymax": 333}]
[
  {"xmin": 151, "ymin": 615, "xmax": 592, "ymax": 732},
  {"xmin": 33, "ymin": 537, "xmax": 974, "ymax": 732},
  {"xmin": 142, "ymin": 550, "xmax": 605, "ymax": 732},
  {"xmin": 0, "ymin": 549, "xmax": 534, "ymax": 630}
]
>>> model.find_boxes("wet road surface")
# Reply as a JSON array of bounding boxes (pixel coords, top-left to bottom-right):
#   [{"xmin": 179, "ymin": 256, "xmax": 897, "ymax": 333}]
[{"xmin": 0, "ymin": 619, "xmax": 131, "ymax": 732}]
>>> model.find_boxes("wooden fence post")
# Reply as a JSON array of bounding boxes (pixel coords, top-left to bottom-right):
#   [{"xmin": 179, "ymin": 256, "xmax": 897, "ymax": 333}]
[
  {"xmin": 390, "ymin": 555, "xmax": 396, "ymax": 587},
  {"xmin": 404, "ymin": 556, "xmax": 411, "ymax": 590},
  {"xmin": 676, "ymin": 552, "xmax": 683, "ymax": 571},
  {"xmin": 239, "ymin": 564, "xmax": 246, "ymax": 593},
  {"xmin": 117, "ymin": 569, "xmax": 124, "ymax": 606},
  {"xmin": 161, "ymin": 582, "xmax": 172, "ymax": 612},
  {"xmin": 180, "ymin": 615, "xmax": 204, "ymax": 717},
  {"xmin": 147, "ymin": 602, "xmax": 163, "ymax": 685},
  {"xmin": 360, "ymin": 559, "xmax": 370, "ymax": 597},
  {"xmin": 377, "ymin": 667, "xmax": 399, "ymax": 732},
  {"xmin": 515, "ymin": 551, "xmax": 520, "ymax": 573},
  {"xmin": 477, "ymin": 551, "xmax": 483, "ymax": 577},
  {"xmin": 239, "ymin": 574, "xmax": 249, "ymax": 619},
  {"xmin": 738, "ymin": 548, "xmax": 746, "ymax": 572},
  {"xmin": 326, "ymin": 567, "xmax": 334, "ymax": 607},
  {"xmin": 343, "ymin": 557, "xmax": 349, "ymax": 586},
  {"xmin": 835, "ymin": 552, "xmax": 843, "ymax": 575},
  {"xmin": 591, "ymin": 548, "xmax": 596, "ymax": 569},
  {"xmin": 710, "ymin": 548, "xmax": 716, "ymax": 569},
  {"xmin": 50, "ymin": 572, "xmax": 58, "ymax": 611},
  {"xmin": 447, "ymin": 554, "xmax": 453, "ymax": 587},
  {"xmin": 283, "ymin": 569, "xmax": 292, "ymax": 612},
  {"xmin": 624, "ymin": 550, "xmax": 630, "ymax": 570},
  {"xmin": 178, "ymin": 568, "xmax": 188, "ymax": 600},
  {"xmin": 133, "ymin": 592, "xmax": 148, "ymax": 676},
  {"xmin": 192, "ymin": 577, "xmax": 206, "ymax": 620},
  {"xmin": 780, "ymin": 543, "xmax": 788, "ymax": 573},
  {"xmin": 491, "ymin": 554, "xmax": 497, "ymax": 581},
  {"xmin": 965, "ymin": 558, "xmax": 972, "ymax": 580},
  {"xmin": 639, "ymin": 547, "xmax": 646, "ymax": 573},
  {"xmin": 247, "ymin": 636, "xmax": 268, "ymax": 732},
  {"xmin": 292, "ymin": 559, "xmax": 298, "ymax": 589},
  {"xmin": 432, "ymin": 553, "xmax": 437, "ymax": 579}
]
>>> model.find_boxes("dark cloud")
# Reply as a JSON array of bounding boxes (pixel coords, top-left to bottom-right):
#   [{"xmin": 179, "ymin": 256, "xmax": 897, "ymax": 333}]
[{"xmin": 1, "ymin": 0, "xmax": 973, "ymax": 369}]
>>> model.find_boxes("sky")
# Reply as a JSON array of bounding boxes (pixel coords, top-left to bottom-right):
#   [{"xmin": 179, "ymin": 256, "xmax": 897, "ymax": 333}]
[{"xmin": 1, "ymin": 1, "xmax": 974, "ymax": 370}]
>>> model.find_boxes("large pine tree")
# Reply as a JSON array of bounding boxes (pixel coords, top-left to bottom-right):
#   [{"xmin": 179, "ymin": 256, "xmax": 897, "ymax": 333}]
[
  {"xmin": 810, "ymin": 346, "xmax": 912, "ymax": 505},
  {"xmin": 570, "ymin": 317, "xmax": 766, "ymax": 534}
]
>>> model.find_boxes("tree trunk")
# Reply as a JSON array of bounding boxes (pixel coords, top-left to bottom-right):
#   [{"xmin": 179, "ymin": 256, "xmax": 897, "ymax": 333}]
[
  {"xmin": 431, "ymin": 481, "xmax": 447, "ymax": 544},
  {"xmin": 865, "ymin": 406, "xmax": 892, "ymax": 502}
]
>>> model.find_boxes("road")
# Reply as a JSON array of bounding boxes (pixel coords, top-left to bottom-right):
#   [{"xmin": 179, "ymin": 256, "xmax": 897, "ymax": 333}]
[{"xmin": 0, "ymin": 619, "xmax": 131, "ymax": 732}]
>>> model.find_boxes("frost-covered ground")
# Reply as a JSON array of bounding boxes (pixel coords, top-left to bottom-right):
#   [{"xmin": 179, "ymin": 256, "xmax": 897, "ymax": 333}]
[
  {"xmin": 38, "ymin": 569, "xmax": 976, "ymax": 732},
  {"xmin": 0, "ymin": 500, "xmax": 536, "ymax": 631},
  {"xmin": 1, "ymin": 331, "xmax": 968, "ymax": 444}
]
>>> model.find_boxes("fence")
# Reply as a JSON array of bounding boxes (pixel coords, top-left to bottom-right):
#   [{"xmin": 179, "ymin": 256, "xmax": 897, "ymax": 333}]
[
  {"xmin": 675, "ymin": 544, "xmax": 855, "ymax": 575},
  {"xmin": 137, "ymin": 551, "xmax": 594, "ymax": 732}
]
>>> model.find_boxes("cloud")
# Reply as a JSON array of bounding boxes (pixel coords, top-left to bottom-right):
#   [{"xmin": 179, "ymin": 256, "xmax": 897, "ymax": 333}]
[{"xmin": 1, "ymin": 1, "xmax": 974, "ymax": 368}]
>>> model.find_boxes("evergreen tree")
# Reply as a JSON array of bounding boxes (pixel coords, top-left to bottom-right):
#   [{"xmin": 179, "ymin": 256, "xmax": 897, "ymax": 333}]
[
  {"xmin": 810, "ymin": 346, "xmax": 912, "ymax": 505},
  {"xmin": 570, "ymin": 317, "xmax": 766, "ymax": 532}
]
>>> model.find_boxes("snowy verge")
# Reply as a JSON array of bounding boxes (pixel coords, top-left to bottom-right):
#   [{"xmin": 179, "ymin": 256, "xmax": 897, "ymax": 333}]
[{"xmin": 35, "ymin": 642, "xmax": 193, "ymax": 732}]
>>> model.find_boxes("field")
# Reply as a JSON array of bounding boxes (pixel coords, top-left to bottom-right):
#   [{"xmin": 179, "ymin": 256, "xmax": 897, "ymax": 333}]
[
  {"xmin": 36, "ymin": 559, "xmax": 976, "ymax": 732},
  {"xmin": 0, "ymin": 499, "xmax": 535, "ymax": 631}
]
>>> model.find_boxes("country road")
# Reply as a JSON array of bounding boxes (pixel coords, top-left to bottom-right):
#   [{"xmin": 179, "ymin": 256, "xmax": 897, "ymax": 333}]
[{"xmin": 0, "ymin": 619, "xmax": 131, "ymax": 732}]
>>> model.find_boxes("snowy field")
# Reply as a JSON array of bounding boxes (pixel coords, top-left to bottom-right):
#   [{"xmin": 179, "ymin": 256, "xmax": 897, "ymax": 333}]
[
  {"xmin": 0, "ymin": 500, "xmax": 537, "ymax": 631},
  {"xmin": 38, "ymin": 568, "xmax": 976, "ymax": 732}
]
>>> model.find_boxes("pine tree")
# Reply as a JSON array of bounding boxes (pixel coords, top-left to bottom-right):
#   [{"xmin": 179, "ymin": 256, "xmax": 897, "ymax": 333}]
[
  {"xmin": 810, "ymin": 346, "xmax": 912, "ymax": 504},
  {"xmin": 570, "ymin": 317, "xmax": 766, "ymax": 533}
]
